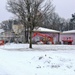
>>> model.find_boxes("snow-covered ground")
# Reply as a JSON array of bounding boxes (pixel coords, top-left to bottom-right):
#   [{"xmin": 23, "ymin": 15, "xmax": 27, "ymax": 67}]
[{"xmin": 0, "ymin": 43, "xmax": 75, "ymax": 75}]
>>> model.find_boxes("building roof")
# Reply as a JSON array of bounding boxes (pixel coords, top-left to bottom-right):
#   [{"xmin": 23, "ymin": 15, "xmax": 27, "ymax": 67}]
[
  {"xmin": 63, "ymin": 30, "xmax": 75, "ymax": 34},
  {"xmin": 33, "ymin": 27, "xmax": 60, "ymax": 33}
]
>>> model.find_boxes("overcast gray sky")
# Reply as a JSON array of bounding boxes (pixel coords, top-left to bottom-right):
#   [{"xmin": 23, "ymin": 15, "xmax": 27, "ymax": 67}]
[
  {"xmin": 0, "ymin": 0, "xmax": 13, "ymax": 22},
  {"xmin": 53, "ymin": 0, "xmax": 75, "ymax": 19},
  {"xmin": 0, "ymin": 0, "xmax": 75, "ymax": 22}
]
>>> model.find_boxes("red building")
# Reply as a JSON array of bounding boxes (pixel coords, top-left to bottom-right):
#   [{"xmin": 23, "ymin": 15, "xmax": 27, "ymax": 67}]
[{"xmin": 32, "ymin": 27, "xmax": 60, "ymax": 44}]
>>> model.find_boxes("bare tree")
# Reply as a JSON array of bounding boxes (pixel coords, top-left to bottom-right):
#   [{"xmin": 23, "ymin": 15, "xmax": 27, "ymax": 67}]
[{"xmin": 7, "ymin": 0, "xmax": 54, "ymax": 48}]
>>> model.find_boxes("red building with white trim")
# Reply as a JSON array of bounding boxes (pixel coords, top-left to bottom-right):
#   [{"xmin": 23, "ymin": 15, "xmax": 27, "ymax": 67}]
[
  {"xmin": 60, "ymin": 30, "xmax": 75, "ymax": 45},
  {"xmin": 32, "ymin": 27, "xmax": 60, "ymax": 44}
]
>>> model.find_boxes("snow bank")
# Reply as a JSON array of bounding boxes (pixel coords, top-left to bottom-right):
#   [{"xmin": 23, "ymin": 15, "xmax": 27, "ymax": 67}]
[
  {"xmin": 0, "ymin": 49, "xmax": 75, "ymax": 75},
  {"xmin": 0, "ymin": 44, "xmax": 75, "ymax": 75},
  {"xmin": 0, "ymin": 43, "xmax": 75, "ymax": 51},
  {"xmin": 0, "ymin": 43, "xmax": 29, "ymax": 50}
]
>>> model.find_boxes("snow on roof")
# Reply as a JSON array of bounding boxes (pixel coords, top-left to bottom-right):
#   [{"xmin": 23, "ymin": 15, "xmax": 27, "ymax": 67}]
[
  {"xmin": 0, "ymin": 29, "xmax": 4, "ymax": 33},
  {"xmin": 63, "ymin": 30, "xmax": 75, "ymax": 34},
  {"xmin": 33, "ymin": 27, "xmax": 60, "ymax": 33}
]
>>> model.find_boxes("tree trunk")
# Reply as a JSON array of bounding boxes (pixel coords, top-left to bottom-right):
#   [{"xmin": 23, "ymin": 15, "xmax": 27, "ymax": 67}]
[
  {"xmin": 23, "ymin": 24, "xmax": 27, "ymax": 43},
  {"xmin": 24, "ymin": 24, "xmax": 29, "ymax": 43},
  {"xmin": 29, "ymin": 28, "xmax": 32, "ymax": 48},
  {"xmin": 26, "ymin": 30, "xmax": 29, "ymax": 43}
]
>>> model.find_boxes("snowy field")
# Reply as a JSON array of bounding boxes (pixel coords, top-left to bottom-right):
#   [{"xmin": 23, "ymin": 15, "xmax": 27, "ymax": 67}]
[{"xmin": 0, "ymin": 43, "xmax": 75, "ymax": 75}]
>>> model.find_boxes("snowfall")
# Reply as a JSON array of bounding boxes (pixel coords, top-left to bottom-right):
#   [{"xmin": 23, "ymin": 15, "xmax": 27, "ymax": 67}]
[{"xmin": 0, "ymin": 43, "xmax": 75, "ymax": 75}]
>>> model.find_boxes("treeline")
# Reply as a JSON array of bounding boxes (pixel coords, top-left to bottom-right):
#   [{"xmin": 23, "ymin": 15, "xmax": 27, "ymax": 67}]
[
  {"xmin": 0, "ymin": 0, "xmax": 75, "ymax": 48},
  {"xmin": 0, "ymin": 0, "xmax": 75, "ymax": 32},
  {"xmin": 1, "ymin": 13, "xmax": 75, "ymax": 32}
]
